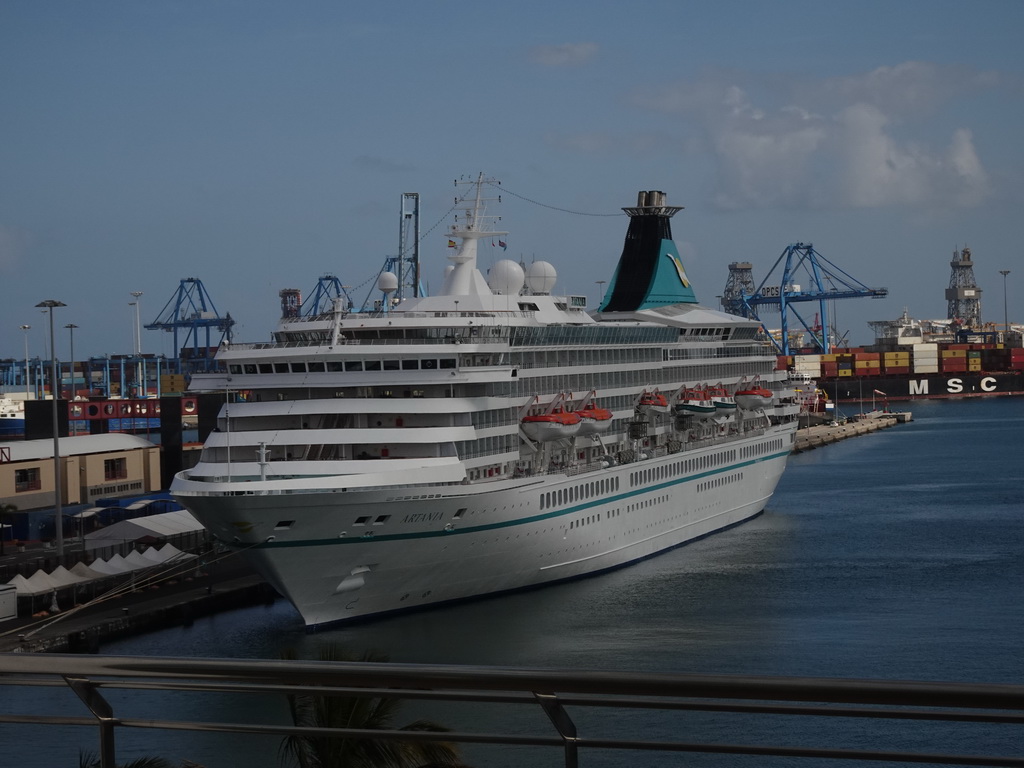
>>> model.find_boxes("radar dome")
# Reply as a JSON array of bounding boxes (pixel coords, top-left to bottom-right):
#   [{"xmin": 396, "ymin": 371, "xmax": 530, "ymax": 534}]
[
  {"xmin": 525, "ymin": 261, "xmax": 557, "ymax": 294},
  {"xmin": 377, "ymin": 272, "xmax": 399, "ymax": 294},
  {"xmin": 488, "ymin": 260, "xmax": 525, "ymax": 295}
]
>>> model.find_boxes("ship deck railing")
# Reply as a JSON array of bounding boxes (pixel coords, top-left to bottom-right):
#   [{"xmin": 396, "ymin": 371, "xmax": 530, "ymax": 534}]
[{"xmin": 1, "ymin": 653, "xmax": 1022, "ymax": 768}]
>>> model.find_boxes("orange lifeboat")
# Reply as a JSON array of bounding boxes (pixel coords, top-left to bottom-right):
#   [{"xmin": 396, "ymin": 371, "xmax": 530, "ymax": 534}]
[
  {"xmin": 734, "ymin": 386, "xmax": 774, "ymax": 410},
  {"xmin": 576, "ymin": 404, "xmax": 613, "ymax": 435},
  {"xmin": 638, "ymin": 391, "xmax": 669, "ymax": 411},
  {"xmin": 521, "ymin": 410, "xmax": 583, "ymax": 441}
]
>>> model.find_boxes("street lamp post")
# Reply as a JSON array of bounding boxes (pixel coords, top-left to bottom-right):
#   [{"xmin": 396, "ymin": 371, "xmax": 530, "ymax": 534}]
[
  {"xmin": 64, "ymin": 323, "xmax": 78, "ymax": 400},
  {"xmin": 19, "ymin": 325, "xmax": 31, "ymax": 399},
  {"xmin": 1000, "ymin": 270, "xmax": 1010, "ymax": 335},
  {"xmin": 36, "ymin": 299, "xmax": 66, "ymax": 558},
  {"xmin": 130, "ymin": 291, "xmax": 143, "ymax": 397}
]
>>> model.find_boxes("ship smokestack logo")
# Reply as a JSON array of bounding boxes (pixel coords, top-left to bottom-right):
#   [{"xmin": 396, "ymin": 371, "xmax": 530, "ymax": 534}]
[{"xmin": 667, "ymin": 253, "xmax": 690, "ymax": 288}]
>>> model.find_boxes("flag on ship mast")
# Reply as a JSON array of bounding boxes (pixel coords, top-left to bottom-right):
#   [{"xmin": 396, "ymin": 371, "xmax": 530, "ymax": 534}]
[{"xmin": 448, "ymin": 239, "xmax": 456, "ymax": 248}]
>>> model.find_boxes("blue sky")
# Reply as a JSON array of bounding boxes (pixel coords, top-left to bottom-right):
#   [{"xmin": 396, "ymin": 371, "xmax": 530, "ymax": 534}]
[{"xmin": 2, "ymin": 0, "xmax": 1022, "ymax": 361}]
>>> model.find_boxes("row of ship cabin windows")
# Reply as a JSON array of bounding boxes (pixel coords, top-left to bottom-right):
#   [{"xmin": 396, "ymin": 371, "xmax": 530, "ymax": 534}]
[
  {"xmin": 696, "ymin": 472, "xmax": 742, "ymax": 493},
  {"xmin": 539, "ymin": 476, "xmax": 620, "ymax": 511},
  {"xmin": 229, "ymin": 358, "xmax": 458, "ymax": 375},
  {"xmin": 496, "ymin": 359, "xmax": 771, "ymax": 400},
  {"xmin": 629, "ymin": 449, "xmax": 739, "ymax": 488},
  {"xmin": 739, "ymin": 438, "xmax": 786, "ymax": 459}
]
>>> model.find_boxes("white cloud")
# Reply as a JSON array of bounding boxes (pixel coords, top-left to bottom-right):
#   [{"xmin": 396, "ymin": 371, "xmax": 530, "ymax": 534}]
[
  {"xmin": 633, "ymin": 64, "xmax": 994, "ymax": 211},
  {"xmin": 836, "ymin": 104, "xmax": 989, "ymax": 208},
  {"xmin": 710, "ymin": 88, "xmax": 829, "ymax": 209},
  {"xmin": 529, "ymin": 42, "xmax": 598, "ymax": 67},
  {"xmin": 820, "ymin": 61, "xmax": 995, "ymax": 119}
]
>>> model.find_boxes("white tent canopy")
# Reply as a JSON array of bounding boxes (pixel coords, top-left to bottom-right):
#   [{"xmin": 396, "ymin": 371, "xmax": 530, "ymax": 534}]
[
  {"xmin": 47, "ymin": 565, "xmax": 90, "ymax": 587},
  {"xmin": 141, "ymin": 543, "xmax": 194, "ymax": 565},
  {"xmin": 6, "ymin": 544, "xmax": 199, "ymax": 596},
  {"xmin": 24, "ymin": 570, "xmax": 62, "ymax": 595},
  {"xmin": 6, "ymin": 574, "xmax": 37, "ymax": 596},
  {"xmin": 70, "ymin": 562, "xmax": 105, "ymax": 581},
  {"xmin": 84, "ymin": 510, "xmax": 204, "ymax": 552}
]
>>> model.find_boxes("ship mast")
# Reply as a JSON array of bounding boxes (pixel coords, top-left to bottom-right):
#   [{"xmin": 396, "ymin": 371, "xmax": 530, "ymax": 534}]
[{"xmin": 440, "ymin": 174, "xmax": 508, "ymax": 297}]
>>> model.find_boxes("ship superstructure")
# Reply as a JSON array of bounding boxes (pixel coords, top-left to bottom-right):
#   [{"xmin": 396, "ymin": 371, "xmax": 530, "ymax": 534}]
[{"xmin": 171, "ymin": 177, "xmax": 799, "ymax": 628}]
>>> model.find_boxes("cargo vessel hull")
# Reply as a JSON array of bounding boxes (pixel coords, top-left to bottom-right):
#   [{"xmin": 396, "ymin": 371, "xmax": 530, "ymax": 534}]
[{"xmin": 820, "ymin": 371, "xmax": 1024, "ymax": 402}]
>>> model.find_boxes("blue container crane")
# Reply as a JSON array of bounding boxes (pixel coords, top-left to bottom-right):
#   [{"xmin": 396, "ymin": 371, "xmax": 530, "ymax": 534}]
[
  {"xmin": 146, "ymin": 278, "xmax": 235, "ymax": 372},
  {"xmin": 299, "ymin": 275, "xmax": 355, "ymax": 317},
  {"xmin": 732, "ymin": 243, "xmax": 887, "ymax": 355}
]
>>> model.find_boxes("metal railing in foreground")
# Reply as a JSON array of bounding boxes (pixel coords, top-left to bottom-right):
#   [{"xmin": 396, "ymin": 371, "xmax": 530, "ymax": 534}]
[{"xmin": 1, "ymin": 653, "xmax": 1023, "ymax": 768}]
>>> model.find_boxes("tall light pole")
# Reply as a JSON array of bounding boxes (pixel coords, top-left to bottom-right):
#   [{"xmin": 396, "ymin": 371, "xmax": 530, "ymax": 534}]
[
  {"xmin": 36, "ymin": 299, "xmax": 66, "ymax": 558},
  {"xmin": 1000, "ymin": 270, "xmax": 1010, "ymax": 334},
  {"xmin": 64, "ymin": 323, "xmax": 78, "ymax": 400},
  {"xmin": 130, "ymin": 291, "xmax": 143, "ymax": 397},
  {"xmin": 20, "ymin": 325, "xmax": 31, "ymax": 399}
]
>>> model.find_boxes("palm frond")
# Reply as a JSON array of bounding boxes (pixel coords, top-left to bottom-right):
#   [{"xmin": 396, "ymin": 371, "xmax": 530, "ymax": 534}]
[{"xmin": 278, "ymin": 643, "xmax": 464, "ymax": 768}]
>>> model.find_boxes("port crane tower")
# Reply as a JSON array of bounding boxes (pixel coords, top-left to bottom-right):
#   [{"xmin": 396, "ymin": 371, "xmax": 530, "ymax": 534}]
[
  {"xmin": 147, "ymin": 277, "xmax": 235, "ymax": 372},
  {"xmin": 280, "ymin": 275, "xmax": 356, "ymax": 320},
  {"xmin": 722, "ymin": 243, "xmax": 887, "ymax": 355},
  {"xmin": 362, "ymin": 192, "xmax": 423, "ymax": 311}
]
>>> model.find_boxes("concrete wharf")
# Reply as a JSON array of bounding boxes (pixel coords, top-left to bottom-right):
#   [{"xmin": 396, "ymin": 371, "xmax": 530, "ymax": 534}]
[{"xmin": 793, "ymin": 412, "xmax": 910, "ymax": 453}]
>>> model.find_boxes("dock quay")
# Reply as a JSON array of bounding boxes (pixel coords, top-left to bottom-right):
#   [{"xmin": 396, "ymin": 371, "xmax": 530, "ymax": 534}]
[
  {"xmin": 794, "ymin": 412, "xmax": 910, "ymax": 453},
  {"xmin": 0, "ymin": 557, "xmax": 275, "ymax": 654}
]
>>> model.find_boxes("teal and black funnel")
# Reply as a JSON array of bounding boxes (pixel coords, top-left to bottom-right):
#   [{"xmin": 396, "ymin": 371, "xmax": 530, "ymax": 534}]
[{"xmin": 599, "ymin": 190, "xmax": 698, "ymax": 312}]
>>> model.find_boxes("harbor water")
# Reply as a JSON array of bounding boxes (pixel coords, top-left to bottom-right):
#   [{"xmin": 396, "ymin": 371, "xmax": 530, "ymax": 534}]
[{"xmin": 4, "ymin": 397, "xmax": 1023, "ymax": 766}]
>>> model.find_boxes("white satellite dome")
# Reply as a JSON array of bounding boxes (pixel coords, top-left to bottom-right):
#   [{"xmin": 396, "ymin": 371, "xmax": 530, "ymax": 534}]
[
  {"xmin": 525, "ymin": 261, "xmax": 557, "ymax": 294},
  {"xmin": 377, "ymin": 272, "xmax": 399, "ymax": 294},
  {"xmin": 488, "ymin": 260, "xmax": 525, "ymax": 295}
]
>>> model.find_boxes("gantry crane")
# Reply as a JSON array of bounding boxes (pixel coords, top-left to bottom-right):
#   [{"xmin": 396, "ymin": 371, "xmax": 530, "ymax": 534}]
[
  {"xmin": 146, "ymin": 277, "xmax": 235, "ymax": 372},
  {"xmin": 725, "ymin": 243, "xmax": 888, "ymax": 355},
  {"xmin": 308, "ymin": 275, "xmax": 353, "ymax": 315}
]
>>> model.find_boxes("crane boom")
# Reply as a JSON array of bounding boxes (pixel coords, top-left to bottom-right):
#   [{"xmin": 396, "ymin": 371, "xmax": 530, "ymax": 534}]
[{"xmin": 732, "ymin": 243, "xmax": 888, "ymax": 355}]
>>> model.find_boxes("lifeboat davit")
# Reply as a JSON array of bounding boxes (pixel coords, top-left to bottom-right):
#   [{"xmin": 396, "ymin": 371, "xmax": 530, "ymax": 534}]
[
  {"xmin": 675, "ymin": 389, "xmax": 717, "ymax": 420},
  {"xmin": 734, "ymin": 386, "xmax": 774, "ymax": 411},
  {"xmin": 521, "ymin": 410, "xmax": 582, "ymax": 441},
  {"xmin": 576, "ymin": 405, "xmax": 613, "ymax": 435}
]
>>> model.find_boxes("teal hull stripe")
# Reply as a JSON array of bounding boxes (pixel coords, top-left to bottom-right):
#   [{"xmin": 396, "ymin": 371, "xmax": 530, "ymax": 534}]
[{"xmin": 254, "ymin": 451, "xmax": 791, "ymax": 549}]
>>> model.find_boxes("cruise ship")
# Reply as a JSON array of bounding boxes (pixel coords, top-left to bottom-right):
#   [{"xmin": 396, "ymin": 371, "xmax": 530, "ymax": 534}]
[{"xmin": 170, "ymin": 177, "xmax": 799, "ymax": 629}]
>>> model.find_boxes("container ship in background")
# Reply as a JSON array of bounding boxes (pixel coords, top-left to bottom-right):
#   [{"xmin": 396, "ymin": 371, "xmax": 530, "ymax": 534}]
[{"xmin": 782, "ymin": 308, "xmax": 1024, "ymax": 403}]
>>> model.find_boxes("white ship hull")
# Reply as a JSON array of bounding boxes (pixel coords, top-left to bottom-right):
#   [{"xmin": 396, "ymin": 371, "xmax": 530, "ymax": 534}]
[
  {"xmin": 181, "ymin": 425, "xmax": 792, "ymax": 627},
  {"xmin": 171, "ymin": 180, "xmax": 800, "ymax": 629}
]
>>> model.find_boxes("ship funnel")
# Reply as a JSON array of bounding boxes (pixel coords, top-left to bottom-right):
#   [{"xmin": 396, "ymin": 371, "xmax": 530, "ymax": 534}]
[
  {"xmin": 599, "ymin": 190, "xmax": 698, "ymax": 312},
  {"xmin": 637, "ymin": 190, "xmax": 667, "ymax": 208}
]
